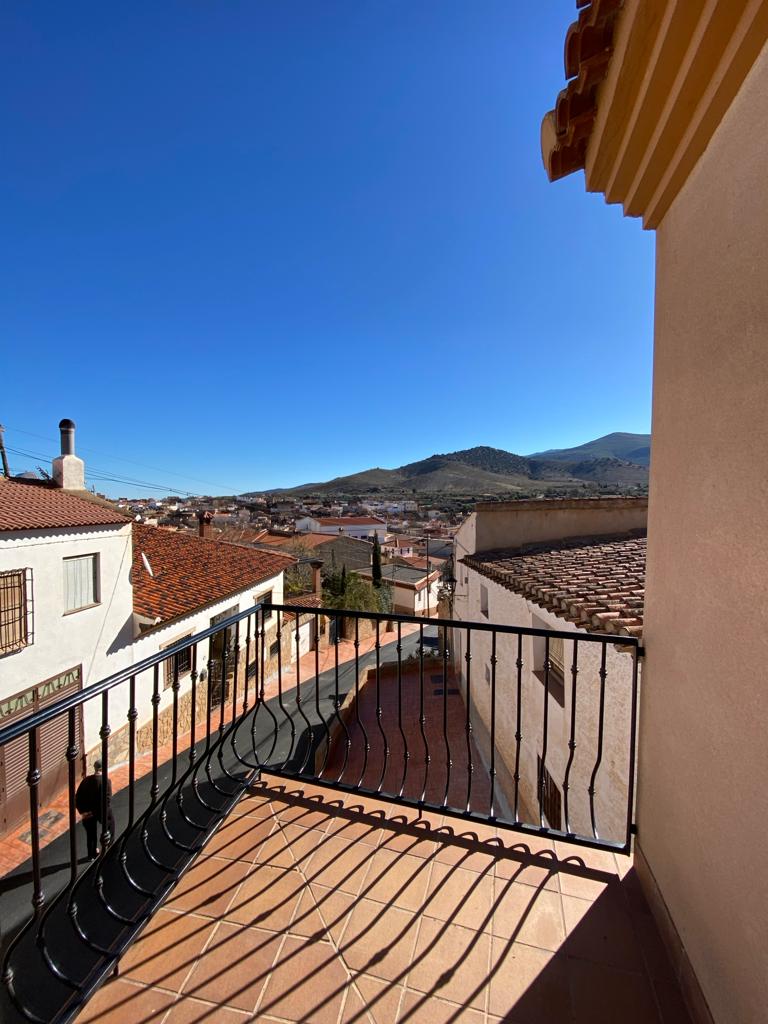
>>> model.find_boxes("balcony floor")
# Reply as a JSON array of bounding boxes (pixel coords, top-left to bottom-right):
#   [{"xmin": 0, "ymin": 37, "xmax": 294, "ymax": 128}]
[{"xmin": 75, "ymin": 778, "xmax": 691, "ymax": 1024}]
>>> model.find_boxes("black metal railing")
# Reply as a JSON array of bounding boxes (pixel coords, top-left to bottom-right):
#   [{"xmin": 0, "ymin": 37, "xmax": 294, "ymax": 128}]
[{"xmin": 0, "ymin": 601, "xmax": 641, "ymax": 1023}]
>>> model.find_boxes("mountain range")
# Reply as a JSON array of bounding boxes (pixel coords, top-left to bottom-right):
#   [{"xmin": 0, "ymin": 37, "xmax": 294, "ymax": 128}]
[{"xmin": 252, "ymin": 433, "xmax": 651, "ymax": 496}]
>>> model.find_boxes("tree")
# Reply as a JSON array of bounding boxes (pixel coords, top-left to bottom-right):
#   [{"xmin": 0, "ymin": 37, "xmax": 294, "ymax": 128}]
[
  {"xmin": 371, "ymin": 534, "xmax": 382, "ymax": 588},
  {"xmin": 283, "ymin": 539, "xmax": 314, "ymax": 596}
]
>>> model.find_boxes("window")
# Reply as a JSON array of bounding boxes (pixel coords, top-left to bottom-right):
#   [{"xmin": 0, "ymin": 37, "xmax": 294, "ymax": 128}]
[
  {"xmin": 532, "ymin": 619, "xmax": 566, "ymax": 707},
  {"xmin": 63, "ymin": 554, "xmax": 99, "ymax": 612},
  {"xmin": 163, "ymin": 637, "xmax": 192, "ymax": 690},
  {"xmin": 256, "ymin": 589, "xmax": 273, "ymax": 623},
  {"xmin": 480, "ymin": 584, "xmax": 489, "ymax": 618},
  {"xmin": 537, "ymin": 755, "xmax": 562, "ymax": 830},
  {"xmin": 549, "ymin": 636, "xmax": 566, "ymax": 678},
  {"xmin": 1, "ymin": 569, "xmax": 33, "ymax": 655}
]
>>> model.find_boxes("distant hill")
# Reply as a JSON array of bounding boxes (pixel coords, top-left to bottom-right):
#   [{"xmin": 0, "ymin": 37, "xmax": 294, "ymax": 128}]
[
  {"xmin": 527, "ymin": 432, "xmax": 651, "ymax": 467},
  {"xmin": 246, "ymin": 437, "xmax": 650, "ymax": 497}
]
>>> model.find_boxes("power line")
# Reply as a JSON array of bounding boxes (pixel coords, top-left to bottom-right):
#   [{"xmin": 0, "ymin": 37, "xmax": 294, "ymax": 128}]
[
  {"xmin": 2, "ymin": 423, "xmax": 241, "ymax": 494},
  {"xmin": 4, "ymin": 444, "xmax": 204, "ymax": 498}
]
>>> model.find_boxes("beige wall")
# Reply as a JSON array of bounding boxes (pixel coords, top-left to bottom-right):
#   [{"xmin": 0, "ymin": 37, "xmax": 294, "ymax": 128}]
[
  {"xmin": 456, "ymin": 497, "xmax": 647, "ymax": 561},
  {"xmin": 454, "ymin": 570, "xmax": 636, "ymax": 844},
  {"xmin": 639, "ymin": 41, "xmax": 768, "ymax": 1024}
]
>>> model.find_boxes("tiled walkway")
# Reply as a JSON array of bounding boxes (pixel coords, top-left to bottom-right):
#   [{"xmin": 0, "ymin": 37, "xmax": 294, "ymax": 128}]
[{"xmin": 76, "ymin": 778, "xmax": 691, "ymax": 1024}]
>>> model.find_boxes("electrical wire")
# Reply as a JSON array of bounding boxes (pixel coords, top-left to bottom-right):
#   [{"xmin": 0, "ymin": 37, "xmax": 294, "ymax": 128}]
[
  {"xmin": 4, "ymin": 444, "xmax": 210, "ymax": 498},
  {"xmin": 2, "ymin": 423, "xmax": 241, "ymax": 494}
]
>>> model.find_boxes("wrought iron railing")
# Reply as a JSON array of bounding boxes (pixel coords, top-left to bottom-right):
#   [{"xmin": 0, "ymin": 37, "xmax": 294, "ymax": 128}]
[{"xmin": 0, "ymin": 602, "xmax": 641, "ymax": 1023}]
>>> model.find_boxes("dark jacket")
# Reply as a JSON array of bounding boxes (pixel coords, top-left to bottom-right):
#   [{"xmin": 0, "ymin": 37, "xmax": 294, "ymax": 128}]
[{"xmin": 75, "ymin": 774, "xmax": 112, "ymax": 822}]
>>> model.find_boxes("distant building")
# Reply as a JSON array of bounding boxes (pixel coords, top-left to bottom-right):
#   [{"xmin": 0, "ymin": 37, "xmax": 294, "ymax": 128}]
[
  {"xmin": 295, "ymin": 515, "xmax": 387, "ymax": 542},
  {"xmin": 355, "ymin": 563, "xmax": 440, "ymax": 618}
]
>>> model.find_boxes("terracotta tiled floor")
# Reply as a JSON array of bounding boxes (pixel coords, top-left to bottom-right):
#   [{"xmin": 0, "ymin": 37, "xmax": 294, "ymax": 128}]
[{"xmin": 75, "ymin": 778, "xmax": 691, "ymax": 1024}]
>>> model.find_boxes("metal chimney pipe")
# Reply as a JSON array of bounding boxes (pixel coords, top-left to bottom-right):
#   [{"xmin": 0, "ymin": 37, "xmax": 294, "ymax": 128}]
[{"xmin": 59, "ymin": 418, "xmax": 76, "ymax": 456}]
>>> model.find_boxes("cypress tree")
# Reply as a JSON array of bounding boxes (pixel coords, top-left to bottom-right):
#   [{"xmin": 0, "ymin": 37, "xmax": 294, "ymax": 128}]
[{"xmin": 372, "ymin": 534, "xmax": 382, "ymax": 588}]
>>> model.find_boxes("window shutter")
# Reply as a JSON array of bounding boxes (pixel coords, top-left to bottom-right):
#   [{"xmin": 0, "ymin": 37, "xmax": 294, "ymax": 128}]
[{"xmin": 64, "ymin": 556, "xmax": 96, "ymax": 612}]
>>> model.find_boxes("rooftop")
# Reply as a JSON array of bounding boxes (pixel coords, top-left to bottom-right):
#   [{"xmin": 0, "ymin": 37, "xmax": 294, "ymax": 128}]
[
  {"xmin": 462, "ymin": 534, "xmax": 646, "ymax": 637},
  {"xmin": 0, "ymin": 477, "xmax": 129, "ymax": 533},
  {"xmin": 356, "ymin": 563, "xmax": 439, "ymax": 587},
  {"xmin": 306, "ymin": 517, "xmax": 385, "ymax": 527},
  {"xmin": 131, "ymin": 523, "xmax": 294, "ymax": 626}
]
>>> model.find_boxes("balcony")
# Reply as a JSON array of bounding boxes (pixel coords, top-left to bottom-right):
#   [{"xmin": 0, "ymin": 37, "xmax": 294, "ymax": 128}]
[{"xmin": 0, "ymin": 604, "xmax": 689, "ymax": 1023}]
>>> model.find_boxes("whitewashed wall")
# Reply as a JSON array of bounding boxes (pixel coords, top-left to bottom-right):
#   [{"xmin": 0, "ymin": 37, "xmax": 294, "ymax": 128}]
[{"xmin": 0, "ymin": 523, "xmax": 135, "ymax": 707}]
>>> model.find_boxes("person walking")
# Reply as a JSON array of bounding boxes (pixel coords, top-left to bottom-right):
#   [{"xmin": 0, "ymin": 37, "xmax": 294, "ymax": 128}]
[{"xmin": 75, "ymin": 759, "xmax": 115, "ymax": 860}]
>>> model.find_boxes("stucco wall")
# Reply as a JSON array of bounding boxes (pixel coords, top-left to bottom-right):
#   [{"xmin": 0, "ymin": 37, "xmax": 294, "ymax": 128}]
[
  {"xmin": 0, "ymin": 523, "xmax": 135, "ymax": 706},
  {"xmin": 639, "ymin": 42, "xmax": 768, "ymax": 1024},
  {"xmin": 453, "ymin": 570, "xmax": 636, "ymax": 843}
]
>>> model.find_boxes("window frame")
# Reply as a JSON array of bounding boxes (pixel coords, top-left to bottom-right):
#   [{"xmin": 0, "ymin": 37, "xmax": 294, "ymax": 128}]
[
  {"xmin": 256, "ymin": 589, "xmax": 274, "ymax": 623},
  {"xmin": 537, "ymin": 755, "xmax": 562, "ymax": 831},
  {"xmin": 161, "ymin": 633, "xmax": 193, "ymax": 691},
  {"xmin": 0, "ymin": 568, "xmax": 34, "ymax": 655},
  {"xmin": 62, "ymin": 553, "xmax": 100, "ymax": 615}
]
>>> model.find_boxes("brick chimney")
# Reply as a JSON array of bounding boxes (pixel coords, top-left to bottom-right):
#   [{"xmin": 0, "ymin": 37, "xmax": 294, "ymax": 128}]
[
  {"xmin": 52, "ymin": 419, "xmax": 85, "ymax": 491},
  {"xmin": 198, "ymin": 511, "xmax": 214, "ymax": 538},
  {"xmin": 309, "ymin": 558, "xmax": 323, "ymax": 594}
]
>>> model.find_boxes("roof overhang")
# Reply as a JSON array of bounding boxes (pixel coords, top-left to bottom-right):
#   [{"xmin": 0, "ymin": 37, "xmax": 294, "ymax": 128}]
[{"xmin": 542, "ymin": 0, "xmax": 768, "ymax": 228}]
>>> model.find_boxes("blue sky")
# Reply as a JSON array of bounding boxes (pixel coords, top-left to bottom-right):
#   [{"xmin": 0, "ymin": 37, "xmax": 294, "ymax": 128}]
[{"xmin": 1, "ymin": 1, "xmax": 655, "ymax": 497}]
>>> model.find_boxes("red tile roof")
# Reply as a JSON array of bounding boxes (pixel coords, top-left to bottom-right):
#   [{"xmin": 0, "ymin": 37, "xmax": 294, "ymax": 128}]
[
  {"xmin": 541, "ymin": 0, "xmax": 622, "ymax": 182},
  {"xmin": 132, "ymin": 523, "xmax": 294, "ymax": 626},
  {"xmin": 462, "ymin": 533, "xmax": 645, "ymax": 638},
  {"xmin": 0, "ymin": 477, "xmax": 129, "ymax": 532}
]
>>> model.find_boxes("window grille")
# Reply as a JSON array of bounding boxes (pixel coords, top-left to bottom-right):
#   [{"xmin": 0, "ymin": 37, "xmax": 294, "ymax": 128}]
[
  {"xmin": 163, "ymin": 640, "xmax": 192, "ymax": 689},
  {"xmin": 537, "ymin": 755, "xmax": 562, "ymax": 830},
  {"xmin": 0, "ymin": 569, "xmax": 33, "ymax": 654}
]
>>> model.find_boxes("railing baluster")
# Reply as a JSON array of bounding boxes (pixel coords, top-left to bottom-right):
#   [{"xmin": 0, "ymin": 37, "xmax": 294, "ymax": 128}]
[
  {"xmin": 230, "ymin": 619, "xmax": 240, "ymax": 725},
  {"xmin": 418, "ymin": 623, "xmax": 429, "ymax": 805},
  {"xmin": 513, "ymin": 633, "xmax": 523, "ymax": 823},
  {"xmin": 127, "ymin": 675, "xmax": 137, "ymax": 828},
  {"xmin": 539, "ymin": 636, "xmax": 551, "ymax": 829},
  {"xmin": 315, "ymin": 612, "xmax": 331, "ymax": 777},
  {"xmin": 397, "ymin": 620, "xmax": 409, "ymax": 797},
  {"xmin": 489, "ymin": 630, "xmax": 497, "ymax": 820},
  {"xmin": 441, "ymin": 624, "xmax": 452, "ymax": 808},
  {"xmin": 276, "ymin": 610, "xmax": 296, "ymax": 770},
  {"xmin": 100, "ymin": 692, "xmax": 112, "ymax": 851},
  {"xmin": 333, "ymin": 613, "xmax": 351, "ymax": 784},
  {"xmin": 67, "ymin": 708, "xmax": 79, "ymax": 879},
  {"xmin": 28, "ymin": 728, "xmax": 44, "ymax": 918},
  {"xmin": 563, "ymin": 639, "xmax": 579, "ymax": 835},
  {"xmin": 375, "ymin": 618, "xmax": 388, "ymax": 793},
  {"xmin": 465, "ymin": 627, "xmax": 473, "ymax": 813},
  {"xmin": 354, "ymin": 617, "xmax": 370, "ymax": 789},
  {"xmin": 588, "ymin": 642, "xmax": 608, "ymax": 839}
]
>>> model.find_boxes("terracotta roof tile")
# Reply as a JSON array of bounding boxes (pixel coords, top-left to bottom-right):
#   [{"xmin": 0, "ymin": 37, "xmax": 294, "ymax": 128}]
[
  {"xmin": 0, "ymin": 477, "xmax": 129, "ymax": 532},
  {"xmin": 541, "ymin": 0, "xmax": 622, "ymax": 182},
  {"xmin": 132, "ymin": 523, "xmax": 294, "ymax": 626},
  {"xmin": 462, "ymin": 533, "xmax": 646, "ymax": 638}
]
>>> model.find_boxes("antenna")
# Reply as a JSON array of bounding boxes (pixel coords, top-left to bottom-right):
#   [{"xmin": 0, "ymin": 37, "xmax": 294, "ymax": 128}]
[{"xmin": 0, "ymin": 424, "xmax": 10, "ymax": 478}]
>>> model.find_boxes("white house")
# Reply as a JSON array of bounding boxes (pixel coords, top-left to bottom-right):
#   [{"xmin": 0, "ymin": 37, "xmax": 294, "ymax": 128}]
[
  {"xmin": 0, "ymin": 424, "xmax": 135, "ymax": 832},
  {"xmin": 452, "ymin": 496, "xmax": 647, "ymax": 844},
  {"xmin": 295, "ymin": 515, "xmax": 386, "ymax": 542},
  {"xmin": 0, "ymin": 420, "xmax": 293, "ymax": 834},
  {"xmin": 355, "ymin": 563, "xmax": 441, "ymax": 618}
]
